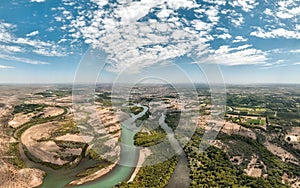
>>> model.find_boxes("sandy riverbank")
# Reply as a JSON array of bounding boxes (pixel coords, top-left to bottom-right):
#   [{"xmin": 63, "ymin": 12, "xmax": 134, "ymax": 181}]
[
  {"xmin": 127, "ymin": 148, "xmax": 152, "ymax": 182},
  {"xmin": 68, "ymin": 160, "xmax": 119, "ymax": 186}
]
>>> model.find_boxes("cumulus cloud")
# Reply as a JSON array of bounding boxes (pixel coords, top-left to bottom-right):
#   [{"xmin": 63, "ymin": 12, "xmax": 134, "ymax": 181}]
[
  {"xmin": 232, "ymin": 36, "xmax": 248, "ymax": 43},
  {"xmin": 59, "ymin": 0, "xmax": 217, "ymax": 72},
  {"xmin": 251, "ymin": 1, "xmax": 300, "ymax": 41},
  {"xmin": 229, "ymin": 0, "xmax": 259, "ymax": 12},
  {"xmin": 58, "ymin": 0, "xmax": 300, "ymax": 71},
  {"xmin": 61, "ymin": 0, "xmax": 266, "ymax": 72},
  {"xmin": 276, "ymin": 0, "xmax": 300, "ymax": 19},
  {"xmin": 217, "ymin": 33, "xmax": 232, "ymax": 40},
  {"xmin": 0, "ymin": 21, "xmax": 67, "ymax": 64},
  {"xmin": 0, "ymin": 44, "xmax": 25, "ymax": 53},
  {"xmin": 264, "ymin": 8, "xmax": 273, "ymax": 16},
  {"xmin": 250, "ymin": 27, "xmax": 300, "ymax": 39}
]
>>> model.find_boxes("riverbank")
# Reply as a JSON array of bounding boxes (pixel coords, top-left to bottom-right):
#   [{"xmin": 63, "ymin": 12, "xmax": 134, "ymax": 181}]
[
  {"xmin": 127, "ymin": 148, "xmax": 152, "ymax": 182},
  {"xmin": 68, "ymin": 160, "xmax": 119, "ymax": 186}
]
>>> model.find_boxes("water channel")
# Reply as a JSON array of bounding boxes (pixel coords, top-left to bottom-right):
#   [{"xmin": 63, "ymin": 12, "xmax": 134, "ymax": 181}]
[{"xmin": 19, "ymin": 104, "xmax": 190, "ymax": 188}]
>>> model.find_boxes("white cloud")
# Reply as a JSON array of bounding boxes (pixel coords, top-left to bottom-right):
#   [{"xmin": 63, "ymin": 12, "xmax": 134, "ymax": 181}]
[
  {"xmin": 0, "ymin": 65, "xmax": 15, "ymax": 69},
  {"xmin": 264, "ymin": 8, "xmax": 273, "ymax": 16},
  {"xmin": 217, "ymin": 33, "xmax": 232, "ymax": 40},
  {"xmin": 32, "ymin": 48, "xmax": 67, "ymax": 57},
  {"xmin": 229, "ymin": 0, "xmax": 259, "ymax": 12},
  {"xmin": 276, "ymin": 0, "xmax": 300, "ymax": 19},
  {"xmin": 250, "ymin": 27, "xmax": 300, "ymax": 39},
  {"xmin": 0, "ymin": 54, "xmax": 49, "ymax": 65},
  {"xmin": 226, "ymin": 9, "xmax": 244, "ymax": 27},
  {"xmin": 203, "ymin": 0, "xmax": 226, "ymax": 6},
  {"xmin": 0, "ymin": 21, "xmax": 67, "ymax": 58},
  {"xmin": 206, "ymin": 6, "xmax": 220, "ymax": 23},
  {"xmin": 59, "ymin": 0, "xmax": 215, "ymax": 72},
  {"xmin": 290, "ymin": 49, "xmax": 300, "ymax": 53},
  {"xmin": 197, "ymin": 44, "xmax": 267, "ymax": 66},
  {"xmin": 30, "ymin": 0, "xmax": 46, "ymax": 2},
  {"xmin": 26, "ymin": 30, "xmax": 39, "ymax": 37},
  {"xmin": 58, "ymin": 0, "xmax": 277, "ymax": 71},
  {"xmin": 0, "ymin": 45, "xmax": 25, "ymax": 53},
  {"xmin": 232, "ymin": 36, "xmax": 248, "ymax": 43}
]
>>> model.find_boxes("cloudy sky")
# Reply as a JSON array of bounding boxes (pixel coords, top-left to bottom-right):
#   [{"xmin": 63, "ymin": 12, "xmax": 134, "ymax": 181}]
[{"xmin": 0, "ymin": 0, "xmax": 299, "ymax": 84}]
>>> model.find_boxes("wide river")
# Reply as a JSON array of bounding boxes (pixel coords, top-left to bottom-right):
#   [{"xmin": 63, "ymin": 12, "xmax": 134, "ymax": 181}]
[{"xmin": 20, "ymin": 104, "xmax": 148, "ymax": 188}]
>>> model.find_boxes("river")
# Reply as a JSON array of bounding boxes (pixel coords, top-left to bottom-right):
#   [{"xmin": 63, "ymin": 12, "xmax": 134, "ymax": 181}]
[
  {"xmin": 20, "ymin": 104, "xmax": 190, "ymax": 188},
  {"xmin": 159, "ymin": 112, "xmax": 191, "ymax": 188},
  {"xmin": 19, "ymin": 104, "xmax": 148, "ymax": 188}
]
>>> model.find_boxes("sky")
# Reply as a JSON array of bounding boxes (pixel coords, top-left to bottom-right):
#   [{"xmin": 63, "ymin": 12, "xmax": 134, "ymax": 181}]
[{"xmin": 0, "ymin": 0, "xmax": 300, "ymax": 84}]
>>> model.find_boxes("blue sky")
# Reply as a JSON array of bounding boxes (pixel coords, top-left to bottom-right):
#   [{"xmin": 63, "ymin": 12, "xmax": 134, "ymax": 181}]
[{"xmin": 0, "ymin": 0, "xmax": 299, "ymax": 84}]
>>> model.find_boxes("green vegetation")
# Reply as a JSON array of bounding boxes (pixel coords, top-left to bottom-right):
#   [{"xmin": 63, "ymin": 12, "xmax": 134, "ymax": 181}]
[
  {"xmin": 96, "ymin": 92, "xmax": 111, "ymax": 100},
  {"xmin": 134, "ymin": 130, "xmax": 166, "ymax": 147},
  {"xmin": 130, "ymin": 106, "xmax": 144, "ymax": 115},
  {"xmin": 86, "ymin": 149, "xmax": 103, "ymax": 161},
  {"xmin": 246, "ymin": 118, "xmax": 260, "ymax": 125},
  {"xmin": 12, "ymin": 103, "xmax": 45, "ymax": 115},
  {"xmin": 76, "ymin": 149, "xmax": 112, "ymax": 177},
  {"xmin": 11, "ymin": 105, "xmax": 70, "ymax": 169},
  {"xmin": 7, "ymin": 142, "xmax": 25, "ymax": 169},
  {"xmin": 22, "ymin": 144, "xmax": 75, "ymax": 170},
  {"xmin": 76, "ymin": 162, "xmax": 111, "ymax": 177},
  {"xmin": 14, "ymin": 106, "xmax": 67, "ymax": 138},
  {"xmin": 117, "ymin": 154, "xmax": 177, "ymax": 188},
  {"xmin": 8, "ymin": 104, "xmax": 67, "ymax": 168},
  {"xmin": 220, "ymin": 134, "xmax": 300, "ymax": 177},
  {"xmin": 185, "ymin": 131, "xmax": 292, "ymax": 187},
  {"xmin": 165, "ymin": 110, "xmax": 180, "ymax": 131},
  {"xmin": 95, "ymin": 92, "xmax": 112, "ymax": 106},
  {"xmin": 226, "ymin": 116, "xmax": 266, "ymax": 131},
  {"xmin": 35, "ymin": 89, "xmax": 72, "ymax": 98},
  {"xmin": 226, "ymin": 88, "xmax": 300, "ymax": 126},
  {"xmin": 126, "ymin": 105, "xmax": 150, "ymax": 122},
  {"xmin": 54, "ymin": 140, "xmax": 86, "ymax": 149},
  {"xmin": 50, "ymin": 121, "xmax": 79, "ymax": 138},
  {"xmin": 117, "ymin": 113, "xmax": 177, "ymax": 188}
]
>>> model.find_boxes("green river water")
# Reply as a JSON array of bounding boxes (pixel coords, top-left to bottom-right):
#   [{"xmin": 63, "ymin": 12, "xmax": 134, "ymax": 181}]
[
  {"xmin": 20, "ymin": 105, "xmax": 148, "ymax": 188},
  {"xmin": 36, "ymin": 105, "xmax": 148, "ymax": 188}
]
